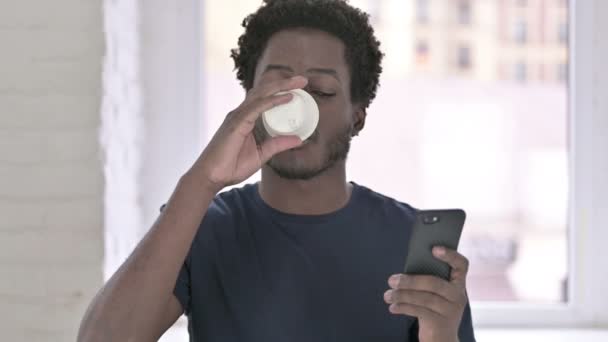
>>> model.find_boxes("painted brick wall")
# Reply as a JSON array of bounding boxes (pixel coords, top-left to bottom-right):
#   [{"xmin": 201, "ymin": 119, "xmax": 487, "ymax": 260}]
[{"xmin": 0, "ymin": 1, "xmax": 104, "ymax": 341}]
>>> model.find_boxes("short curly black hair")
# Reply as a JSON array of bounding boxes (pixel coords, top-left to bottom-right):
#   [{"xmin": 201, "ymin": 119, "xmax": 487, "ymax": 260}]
[{"xmin": 230, "ymin": 0, "xmax": 384, "ymax": 109}]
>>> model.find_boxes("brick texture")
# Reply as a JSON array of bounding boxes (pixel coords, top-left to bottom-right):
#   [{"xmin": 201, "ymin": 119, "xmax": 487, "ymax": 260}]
[{"xmin": 0, "ymin": 1, "xmax": 104, "ymax": 340}]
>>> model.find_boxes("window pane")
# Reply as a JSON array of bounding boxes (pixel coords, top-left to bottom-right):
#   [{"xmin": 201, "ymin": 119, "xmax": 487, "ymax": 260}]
[
  {"xmin": 558, "ymin": 22, "xmax": 568, "ymax": 44},
  {"xmin": 457, "ymin": 45, "xmax": 472, "ymax": 70},
  {"xmin": 415, "ymin": 40, "xmax": 430, "ymax": 65},
  {"xmin": 457, "ymin": 0, "xmax": 472, "ymax": 26},
  {"xmin": 514, "ymin": 61, "xmax": 527, "ymax": 82},
  {"xmin": 514, "ymin": 19, "xmax": 527, "ymax": 44},
  {"xmin": 203, "ymin": 0, "xmax": 569, "ymax": 303},
  {"xmin": 416, "ymin": 0, "xmax": 430, "ymax": 24}
]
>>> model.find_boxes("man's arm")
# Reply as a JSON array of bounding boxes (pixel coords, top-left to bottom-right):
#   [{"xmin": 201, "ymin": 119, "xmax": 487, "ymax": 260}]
[
  {"xmin": 77, "ymin": 174, "xmax": 219, "ymax": 342},
  {"xmin": 77, "ymin": 76, "xmax": 308, "ymax": 342}
]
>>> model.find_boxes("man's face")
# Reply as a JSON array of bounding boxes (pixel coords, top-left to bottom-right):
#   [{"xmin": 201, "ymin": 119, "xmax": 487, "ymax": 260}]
[{"xmin": 252, "ymin": 28, "xmax": 363, "ymax": 180}]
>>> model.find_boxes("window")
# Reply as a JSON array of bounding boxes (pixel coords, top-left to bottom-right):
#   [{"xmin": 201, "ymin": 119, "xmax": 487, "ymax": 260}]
[
  {"xmin": 457, "ymin": 0, "xmax": 472, "ymax": 26},
  {"xmin": 514, "ymin": 19, "xmax": 527, "ymax": 44},
  {"xmin": 176, "ymin": 0, "xmax": 608, "ymax": 335},
  {"xmin": 202, "ymin": 0, "xmax": 568, "ymax": 306},
  {"xmin": 514, "ymin": 61, "xmax": 527, "ymax": 82},
  {"xmin": 457, "ymin": 45, "xmax": 472, "ymax": 69},
  {"xmin": 416, "ymin": 0, "xmax": 430, "ymax": 24},
  {"xmin": 557, "ymin": 63, "xmax": 568, "ymax": 82},
  {"xmin": 559, "ymin": 22, "xmax": 568, "ymax": 44},
  {"xmin": 416, "ymin": 40, "xmax": 430, "ymax": 64}
]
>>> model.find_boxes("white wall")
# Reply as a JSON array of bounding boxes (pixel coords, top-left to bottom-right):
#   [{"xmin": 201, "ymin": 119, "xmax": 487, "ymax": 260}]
[
  {"xmin": 0, "ymin": 0, "xmax": 201, "ymax": 339},
  {"xmin": 101, "ymin": 0, "xmax": 145, "ymax": 279},
  {"xmin": 0, "ymin": 1, "xmax": 104, "ymax": 341}
]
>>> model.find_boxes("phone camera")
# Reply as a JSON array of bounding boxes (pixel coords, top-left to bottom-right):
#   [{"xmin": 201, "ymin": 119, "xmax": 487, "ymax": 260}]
[{"xmin": 423, "ymin": 215, "xmax": 440, "ymax": 224}]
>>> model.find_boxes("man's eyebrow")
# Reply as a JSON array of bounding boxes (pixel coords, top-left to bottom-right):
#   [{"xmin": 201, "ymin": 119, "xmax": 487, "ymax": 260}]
[
  {"xmin": 263, "ymin": 64, "xmax": 341, "ymax": 82},
  {"xmin": 263, "ymin": 64, "xmax": 294, "ymax": 73},
  {"xmin": 307, "ymin": 68, "xmax": 340, "ymax": 82}
]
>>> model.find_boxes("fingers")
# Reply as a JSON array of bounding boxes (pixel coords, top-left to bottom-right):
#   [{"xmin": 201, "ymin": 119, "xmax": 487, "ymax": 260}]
[
  {"xmin": 258, "ymin": 135, "xmax": 303, "ymax": 163},
  {"xmin": 388, "ymin": 274, "xmax": 461, "ymax": 303},
  {"xmin": 247, "ymin": 76, "xmax": 308, "ymax": 102},
  {"xmin": 243, "ymin": 92, "xmax": 296, "ymax": 126},
  {"xmin": 227, "ymin": 76, "xmax": 308, "ymax": 138},
  {"xmin": 432, "ymin": 247, "xmax": 470, "ymax": 284},
  {"xmin": 387, "ymin": 302, "xmax": 442, "ymax": 321},
  {"xmin": 384, "ymin": 289, "xmax": 449, "ymax": 317},
  {"xmin": 384, "ymin": 274, "xmax": 469, "ymax": 322},
  {"xmin": 227, "ymin": 92, "xmax": 294, "ymax": 138}
]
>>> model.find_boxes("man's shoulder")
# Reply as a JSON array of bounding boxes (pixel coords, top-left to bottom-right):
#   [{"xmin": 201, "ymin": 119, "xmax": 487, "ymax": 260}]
[
  {"xmin": 352, "ymin": 182, "xmax": 418, "ymax": 220},
  {"xmin": 203, "ymin": 181, "xmax": 419, "ymax": 222},
  {"xmin": 188, "ymin": 183, "xmax": 258, "ymax": 249},
  {"xmin": 205, "ymin": 183, "xmax": 257, "ymax": 222},
  {"xmin": 354, "ymin": 182, "xmax": 417, "ymax": 211}
]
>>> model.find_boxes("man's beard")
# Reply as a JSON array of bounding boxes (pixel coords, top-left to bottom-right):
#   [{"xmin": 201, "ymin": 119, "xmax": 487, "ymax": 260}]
[{"xmin": 253, "ymin": 119, "xmax": 353, "ymax": 180}]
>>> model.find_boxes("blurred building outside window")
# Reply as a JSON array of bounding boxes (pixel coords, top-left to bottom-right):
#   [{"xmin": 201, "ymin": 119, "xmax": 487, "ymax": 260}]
[{"xmin": 202, "ymin": 0, "xmax": 569, "ymax": 306}]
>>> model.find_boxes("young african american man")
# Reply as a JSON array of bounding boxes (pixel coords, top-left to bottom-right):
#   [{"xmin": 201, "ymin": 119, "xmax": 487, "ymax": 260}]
[{"xmin": 78, "ymin": 1, "xmax": 476, "ymax": 341}]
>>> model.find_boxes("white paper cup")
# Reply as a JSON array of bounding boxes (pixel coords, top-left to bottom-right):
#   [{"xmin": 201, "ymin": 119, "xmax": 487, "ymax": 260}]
[{"xmin": 262, "ymin": 89, "xmax": 319, "ymax": 141}]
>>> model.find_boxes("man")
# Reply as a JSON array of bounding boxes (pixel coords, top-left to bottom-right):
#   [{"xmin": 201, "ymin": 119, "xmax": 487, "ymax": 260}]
[{"xmin": 78, "ymin": 0, "xmax": 476, "ymax": 341}]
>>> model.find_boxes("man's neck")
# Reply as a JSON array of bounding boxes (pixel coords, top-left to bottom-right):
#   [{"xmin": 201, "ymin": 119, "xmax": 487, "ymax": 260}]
[{"xmin": 258, "ymin": 162, "xmax": 352, "ymax": 215}]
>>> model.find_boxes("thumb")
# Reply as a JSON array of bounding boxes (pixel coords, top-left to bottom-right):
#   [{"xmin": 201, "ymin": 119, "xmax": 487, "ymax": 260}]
[{"xmin": 258, "ymin": 135, "xmax": 302, "ymax": 163}]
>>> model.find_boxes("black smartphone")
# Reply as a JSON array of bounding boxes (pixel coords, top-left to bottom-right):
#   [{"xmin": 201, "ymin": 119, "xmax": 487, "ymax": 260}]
[{"xmin": 403, "ymin": 209, "xmax": 466, "ymax": 281}]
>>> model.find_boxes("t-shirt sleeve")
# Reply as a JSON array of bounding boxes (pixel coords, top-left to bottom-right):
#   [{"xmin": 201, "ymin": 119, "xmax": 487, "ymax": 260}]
[
  {"xmin": 161, "ymin": 202, "xmax": 220, "ymax": 316},
  {"xmin": 159, "ymin": 203, "xmax": 192, "ymax": 315},
  {"xmin": 174, "ymin": 255, "xmax": 192, "ymax": 315}
]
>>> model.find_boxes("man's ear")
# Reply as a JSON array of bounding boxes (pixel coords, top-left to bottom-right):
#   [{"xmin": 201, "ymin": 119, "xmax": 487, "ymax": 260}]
[{"xmin": 352, "ymin": 106, "xmax": 367, "ymax": 136}]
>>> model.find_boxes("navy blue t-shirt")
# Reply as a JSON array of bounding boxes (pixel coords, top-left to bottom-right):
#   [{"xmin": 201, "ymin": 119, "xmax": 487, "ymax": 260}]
[{"xmin": 172, "ymin": 182, "xmax": 475, "ymax": 341}]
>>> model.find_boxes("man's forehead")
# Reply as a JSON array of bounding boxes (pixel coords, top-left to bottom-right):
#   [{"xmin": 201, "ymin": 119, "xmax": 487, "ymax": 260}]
[{"xmin": 257, "ymin": 28, "xmax": 349, "ymax": 77}]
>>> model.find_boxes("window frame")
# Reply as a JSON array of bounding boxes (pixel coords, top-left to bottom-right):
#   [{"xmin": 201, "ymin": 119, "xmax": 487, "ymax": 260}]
[
  {"xmin": 155, "ymin": 0, "xmax": 608, "ymax": 333},
  {"xmin": 472, "ymin": 0, "xmax": 608, "ymax": 327}
]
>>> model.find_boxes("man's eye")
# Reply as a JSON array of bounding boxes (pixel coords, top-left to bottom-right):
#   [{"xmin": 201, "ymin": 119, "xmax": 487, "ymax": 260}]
[{"xmin": 311, "ymin": 90, "xmax": 335, "ymax": 98}]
